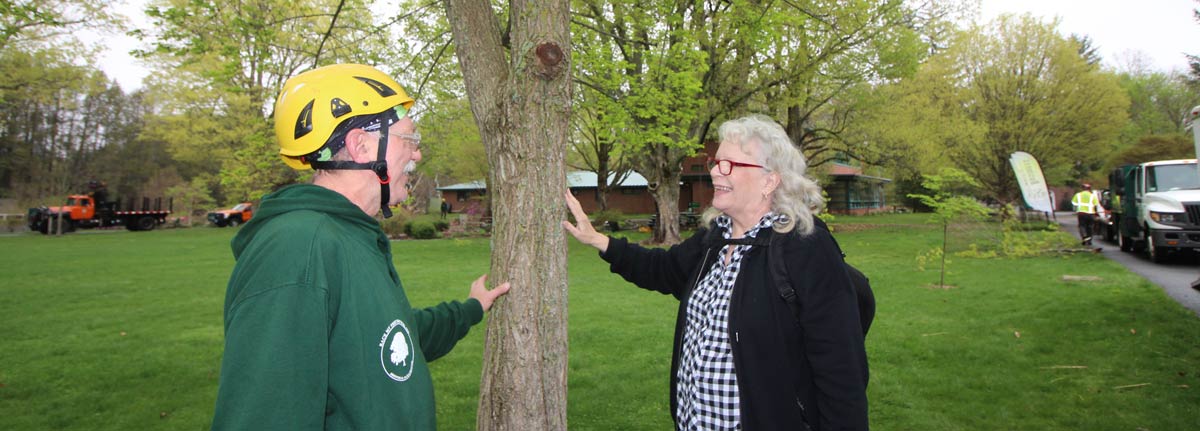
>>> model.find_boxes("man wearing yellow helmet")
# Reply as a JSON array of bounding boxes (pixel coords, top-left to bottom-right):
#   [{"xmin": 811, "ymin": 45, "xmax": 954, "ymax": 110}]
[{"xmin": 211, "ymin": 64, "xmax": 510, "ymax": 430}]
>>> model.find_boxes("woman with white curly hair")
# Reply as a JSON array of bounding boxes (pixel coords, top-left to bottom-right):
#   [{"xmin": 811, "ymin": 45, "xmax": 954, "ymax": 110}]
[{"xmin": 564, "ymin": 114, "xmax": 869, "ymax": 430}]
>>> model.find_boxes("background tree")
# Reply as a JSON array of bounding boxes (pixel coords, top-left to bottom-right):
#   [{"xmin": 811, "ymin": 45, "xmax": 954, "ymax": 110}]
[
  {"xmin": 761, "ymin": 0, "xmax": 926, "ymax": 169},
  {"xmin": 1070, "ymin": 34, "xmax": 1103, "ymax": 66},
  {"xmin": 907, "ymin": 0, "xmax": 981, "ymax": 56},
  {"xmin": 571, "ymin": 0, "xmax": 936, "ymax": 244},
  {"xmin": 0, "ymin": 1, "xmax": 126, "ymax": 202},
  {"xmin": 442, "ymin": 0, "xmax": 572, "ymax": 429},
  {"xmin": 136, "ymin": 0, "xmax": 397, "ymax": 203},
  {"xmin": 571, "ymin": 0, "xmax": 705, "ymax": 244},
  {"xmin": 567, "ymin": 97, "xmax": 632, "ymax": 211},
  {"xmin": 1108, "ymin": 135, "xmax": 1195, "ymax": 168},
  {"xmin": 907, "ymin": 167, "xmax": 990, "ymax": 288},
  {"xmin": 0, "ymin": 0, "xmax": 116, "ymax": 51},
  {"xmin": 1112, "ymin": 70, "xmax": 1195, "ymax": 167},
  {"xmin": 1187, "ymin": 1, "xmax": 1200, "ymax": 86},
  {"xmin": 416, "ymin": 98, "xmax": 488, "ymax": 188},
  {"xmin": 373, "ymin": 1, "xmax": 489, "ymax": 212},
  {"xmin": 903, "ymin": 14, "xmax": 1127, "ymax": 203},
  {"xmin": 847, "ymin": 72, "xmax": 983, "ymax": 208}
]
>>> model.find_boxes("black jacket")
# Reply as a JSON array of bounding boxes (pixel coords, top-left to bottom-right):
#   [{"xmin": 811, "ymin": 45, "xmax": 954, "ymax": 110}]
[{"xmin": 600, "ymin": 219, "xmax": 869, "ymax": 430}]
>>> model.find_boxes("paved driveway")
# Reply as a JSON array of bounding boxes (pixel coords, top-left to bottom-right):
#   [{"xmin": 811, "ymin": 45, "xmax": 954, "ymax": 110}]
[{"xmin": 1056, "ymin": 211, "xmax": 1200, "ymax": 317}]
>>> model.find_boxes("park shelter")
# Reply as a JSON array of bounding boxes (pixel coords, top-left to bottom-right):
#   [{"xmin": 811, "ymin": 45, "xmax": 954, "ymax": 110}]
[{"xmin": 825, "ymin": 162, "xmax": 892, "ymax": 215}]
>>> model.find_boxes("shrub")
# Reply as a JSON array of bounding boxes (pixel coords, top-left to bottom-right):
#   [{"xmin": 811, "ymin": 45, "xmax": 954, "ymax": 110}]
[
  {"xmin": 378, "ymin": 209, "xmax": 412, "ymax": 238},
  {"xmin": 591, "ymin": 209, "xmax": 625, "ymax": 231},
  {"xmin": 410, "ymin": 221, "xmax": 438, "ymax": 239},
  {"xmin": 433, "ymin": 220, "xmax": 449, "ymax": 232},
  {"xmin": 1, "ymin": 217, "xmax": 24, "ymax": 233}
]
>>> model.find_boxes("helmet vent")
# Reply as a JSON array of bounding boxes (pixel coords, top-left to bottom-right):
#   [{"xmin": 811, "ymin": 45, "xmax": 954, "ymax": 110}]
[
  {"xmin": 294, "ymin": 99, "xmax": 315, "ymax": 139},
  {"xmin": 354, "ymin": 76, "xmax": 398, "ymax": 98},
  {"xmin": 330, "ymin": 98, "xmax": 352, "ymax": 118}
]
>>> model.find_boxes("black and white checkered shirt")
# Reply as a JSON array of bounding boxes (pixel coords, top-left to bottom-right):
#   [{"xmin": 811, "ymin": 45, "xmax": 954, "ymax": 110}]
[{"xmin": 676, "ymin": 213, "xmax": 781, "ymax": 430}]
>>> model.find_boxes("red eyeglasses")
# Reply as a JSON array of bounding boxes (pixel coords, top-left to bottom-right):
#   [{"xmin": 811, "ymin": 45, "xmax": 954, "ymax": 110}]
[{"xmin": 707, "ymin": 157, "xmax": 765, "ymax": 175}]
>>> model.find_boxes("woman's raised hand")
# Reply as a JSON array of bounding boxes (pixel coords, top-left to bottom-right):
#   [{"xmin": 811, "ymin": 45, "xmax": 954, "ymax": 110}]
[{"xmin": 561, "ymin": 191, "xmax": 610, "ymax": 252}]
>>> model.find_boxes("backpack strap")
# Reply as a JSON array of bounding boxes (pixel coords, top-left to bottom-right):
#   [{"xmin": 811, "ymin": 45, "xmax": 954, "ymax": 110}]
[
  {"xmin": 721, "ymin": 232, "xmax": 799, "ymax": 323},
  {"xmin": 722, "ymin": 221, "xmax": 874, "ymax": 336}
]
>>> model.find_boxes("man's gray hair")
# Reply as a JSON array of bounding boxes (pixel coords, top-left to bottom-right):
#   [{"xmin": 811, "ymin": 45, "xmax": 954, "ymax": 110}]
[{"xmin": 701, "ymin": 114, "xmax": 826, "ymax": 235}]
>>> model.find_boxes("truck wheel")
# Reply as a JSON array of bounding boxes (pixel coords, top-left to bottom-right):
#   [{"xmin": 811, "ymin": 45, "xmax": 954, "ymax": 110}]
[
  {"xmin": 1147, "ymin": 234, "xmax": 1167, "ymax": 263},
  {"xmin": 229, "ymin": 218, "xmax": 240, "ymax": 228},
  {"xmin": 133, "ymin": 216, "xmax": 156, "ymax": 231},
  {"xmin": 1119, "ymin": 234, "xmax": 1133, "ymax": 252}
]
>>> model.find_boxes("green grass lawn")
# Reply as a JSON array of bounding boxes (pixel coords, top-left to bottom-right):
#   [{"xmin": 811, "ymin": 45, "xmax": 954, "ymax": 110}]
[{"xmin": 1, "ymin": 214, "xmax": 1197, "ymax": 430}]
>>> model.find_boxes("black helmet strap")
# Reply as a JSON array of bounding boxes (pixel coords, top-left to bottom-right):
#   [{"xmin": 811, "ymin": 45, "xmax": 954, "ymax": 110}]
[
  {"xmin": 376, "ymin": 123, "xmax": 393, "ymax": 218},
  {"xmin": 308, "ymin": 121, "xmax": 395, "ymax": 218}
]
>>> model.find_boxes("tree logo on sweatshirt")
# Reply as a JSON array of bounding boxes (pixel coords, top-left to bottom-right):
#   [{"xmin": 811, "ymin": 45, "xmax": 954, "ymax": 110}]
[{"xmin": 379, "ymin": 319, "xmax": 415, "ymax": 382}]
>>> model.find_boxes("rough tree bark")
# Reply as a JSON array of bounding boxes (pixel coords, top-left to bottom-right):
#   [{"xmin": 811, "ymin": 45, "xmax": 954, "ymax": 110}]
[{"xmin": 443, "ymin": 0, "xmax": 571, "ymax": 429}]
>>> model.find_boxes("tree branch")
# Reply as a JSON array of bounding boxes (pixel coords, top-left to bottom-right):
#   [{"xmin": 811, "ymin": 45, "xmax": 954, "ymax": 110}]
[{"xmin": 312, "ymin": 0, "xmax": 347, "ymax": 67}]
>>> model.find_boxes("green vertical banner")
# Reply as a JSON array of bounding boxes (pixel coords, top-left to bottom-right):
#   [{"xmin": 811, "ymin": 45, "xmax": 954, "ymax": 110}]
[{"xmin": 1009, "ymin": 151, "xmax": 1054, "ymax": 213}]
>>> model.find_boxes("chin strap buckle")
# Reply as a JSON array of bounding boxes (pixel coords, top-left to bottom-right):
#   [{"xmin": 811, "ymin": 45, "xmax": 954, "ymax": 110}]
[{"xmin": 370, "ymin": 161, "xmax": 390, "ymax": 184}]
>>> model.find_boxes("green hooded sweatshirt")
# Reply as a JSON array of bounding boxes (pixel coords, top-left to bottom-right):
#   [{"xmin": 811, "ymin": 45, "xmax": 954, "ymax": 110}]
[{"xmin": 211, "ymin": 184, "xmax": 483, "ymax": 430}]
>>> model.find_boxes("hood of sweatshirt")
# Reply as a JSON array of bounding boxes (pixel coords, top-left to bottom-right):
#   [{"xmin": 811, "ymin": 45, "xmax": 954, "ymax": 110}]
[{"xmin": 230, "ymin": 184, "xmax": 386, "ymax": 259}]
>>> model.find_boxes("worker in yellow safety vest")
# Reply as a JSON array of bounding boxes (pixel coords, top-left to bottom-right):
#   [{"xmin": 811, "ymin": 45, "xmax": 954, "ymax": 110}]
[{"xmin": 1071, "ymin": 183, "xmax": 1105, "ymax": 246}]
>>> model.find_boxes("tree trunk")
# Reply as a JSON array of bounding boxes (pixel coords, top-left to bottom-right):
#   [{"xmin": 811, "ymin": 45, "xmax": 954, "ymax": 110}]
[
  {"xmin": 595, "ymin": 147, "xmax": 611, "ymax": 211},
  {"xmin": 636, "ymin": 142, "xmax": 687, "ymax": 245},
  {"xmin": 444, "ymin": 0, "xmax": 571, "ymax": 429},
  {"xmin": 650, "ymin": 177, "xmax": 682, "ymax": 245}
]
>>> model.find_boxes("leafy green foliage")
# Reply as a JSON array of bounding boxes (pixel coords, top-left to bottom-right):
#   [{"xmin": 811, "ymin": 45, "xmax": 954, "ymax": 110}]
[
  {"xmin": 995, "ymin": 215, "xmax": 1075, "ymax": 257},
  {"xmin": 760, "ymin": 1, "xmax": 928, "ymax": 167},
  {"xmin": 0, "ymin": 43, "xmax": 171, "ymax": 204},
  {"xmin": 415, "ymin": 98, "xmax": 487, "ymax": 184},
  {"xmin": 379, "ymin": 207, "xmax": 412, "ymax": 238},
  {"xmin": 886, "ymin": 14, "xmax": 1128, "ymax": 204},
  {"xmin": 219, "ymin": 128, "xmax": 299, "ymax": 202},
  {"xmin": 907, "ymin": 168, "xmax": 991, "ymax": 287},
  {"xmin": 0, "ymin": 0, "xmax": 118, "ymax": 52},
  {"xmin": 1107, "ymin": 134, "xmax": 1195, "ymax": 169},
  {"xmin": 1116, "ymin": 71, "xmax": 1194, "ymax": 146},
  {"xmin": 409, "ymin": 220, "xmax": 438, "ymax": 239},
  {"xmin": 165, "ymin": 175, "xmax": 217, "ymax": 226},
  {"xmin": 907, "ymin": 168, "xmax": 990, "ymax": 221},
  {"xmin": 572, "ymin": 0, "xmax": 707, "ymax": 243},
  {"xmin": 571, "ymin": 0, "xmax": 933, "ymax": 243},
  {"xmin": 135, "ymin": 0, "xmax": 396, "ymax": 202},
  {"xmin": 589, "ymin": 208, "xmax": 625, "ymax": 225}
]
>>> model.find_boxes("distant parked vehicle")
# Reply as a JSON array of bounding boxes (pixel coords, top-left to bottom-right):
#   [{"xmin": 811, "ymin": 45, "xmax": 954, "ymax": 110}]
[
  {"xmin": 27, "ymin": 182, "xmax": 171, "ymax": 234},
  {"xmin": 207, "ymin": 202, "xmax": 254, "ymax": 227}
]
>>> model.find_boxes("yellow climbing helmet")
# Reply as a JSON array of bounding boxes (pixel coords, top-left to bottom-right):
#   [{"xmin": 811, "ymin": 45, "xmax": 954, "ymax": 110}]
[{"xmin": 273, "ymin": 64, "xmax": 415, "ymax": 170}]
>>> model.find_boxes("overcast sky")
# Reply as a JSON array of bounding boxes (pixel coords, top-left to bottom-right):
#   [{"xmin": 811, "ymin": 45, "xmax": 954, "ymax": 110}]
[
  {"xmin": 980, "ymin": 0, "xmax": 1199, "ymax": 73},
  {"xmin": 91, "ymin": 0, "xmax": 1199, "ymax": 92}
]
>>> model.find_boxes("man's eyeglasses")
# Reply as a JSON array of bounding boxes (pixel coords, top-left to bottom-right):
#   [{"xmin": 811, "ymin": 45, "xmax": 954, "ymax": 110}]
[
  {"xmin": 706, "ymin": 157, "xmax": 765, "ymax": 176},
  {"xmin": 391, "ymin": 132, "xmax": 421, "ymax": 151}
]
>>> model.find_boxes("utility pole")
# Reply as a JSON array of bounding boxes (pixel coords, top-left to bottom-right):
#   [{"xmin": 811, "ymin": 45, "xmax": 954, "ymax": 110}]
[{"xmin": 1187, "ymin": 105, "xmax": 1200, "ymax": 290}]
